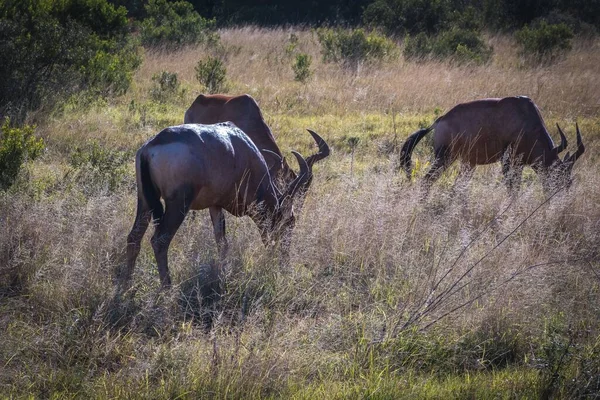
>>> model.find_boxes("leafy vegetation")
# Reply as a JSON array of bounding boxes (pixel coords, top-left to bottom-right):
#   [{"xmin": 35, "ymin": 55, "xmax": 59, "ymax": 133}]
[
  {"xmin": 404, "ymin": 28, "xmax": 492, "ymax": 64},
  {"xmin": 363, "ymin": 0, "xmax": 452, "ymax": 35},
  {"xmin": 69, "ymin": 142, "xmax": 131, "ymax": 194},
  {"xmin": 316, "ymin": 28, "xmax": 397, "ymax": 69},
  {"xmin": 0, "ymin": 0, "xmax": 141, "ymax": 122},
  {"xmin": 292, "ymin": 53, "xmax": 313, "ymax": 83},
  {"xmin": 195, "ymin": 56, "xmax": 228, "ymax": 93},
  {"xmin": 150, "ymin": 71, "xmax": 183, "ymax": 102},
  {"xmin": 516, "ymin": 21, "xmax": 574, "ymax": 64},
  {"xmin": 0, "ymin": 119, "xmax": 44, "ymax": 191},
  {"xmin": 139, "ymin": 0, "xmax": 218, "ymax": 48}
]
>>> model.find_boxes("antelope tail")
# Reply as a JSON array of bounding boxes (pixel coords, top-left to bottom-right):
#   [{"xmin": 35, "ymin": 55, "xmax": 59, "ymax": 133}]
[
  {"xmin": 399, "ymin": 126, "xmax": 433, "ymax": 179},
  {"xmin": 139, "ymin": 153, "xmax": 164, "ymax": 221}
]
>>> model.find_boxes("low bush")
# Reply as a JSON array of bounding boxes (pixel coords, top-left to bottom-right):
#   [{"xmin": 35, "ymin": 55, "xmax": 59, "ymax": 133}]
[
  {"xmin": 433, "ymin": 28, "xmax": 493, "ymax": 64},
  {"xmin": 0, "ymin": 119, "xmax": 44, "ymax": 191},
  {"xmin": 139, "ymin": 0, "xmax": 218, "ymax": 48},
  {"xmin": 516, "ymin": 21, "xmax": 573, "ymax": 64},
  {"xmin": 150, "ymin": 71, "xmax": 182, "ymax": 102},
  {"xmin": 403, "ymin": 32, "xmax": 433, "ymax": 60},
  {"xmin": 69, "ymin": 142, "xmax": 130, "ymax": 194},
  {"xmin": 292, "ymin": 53, "xmax": 312, "ymax": 83},
  {"xmin": 195, "ymin": 57, "xmax": 227, "ymax": 94},
  {"xmin": 316, "ymin": 28, "xmax": 397, "ymax": 69},
  {"xmin": 404, "ymin": 28, "xmax": 492, "ymax": 64}
]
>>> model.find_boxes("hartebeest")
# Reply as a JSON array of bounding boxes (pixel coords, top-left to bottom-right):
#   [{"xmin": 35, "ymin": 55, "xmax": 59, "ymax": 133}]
[
  {"xmin": 124, "ymin": 122, "xmax": 328, "ymax": 288},
  {"xmin": 184, "ymin": 94, "xmax": 330, "ymax": 189},
  {"xmin": 399, "ymin": 96, "xmax": 585, "ymax": 193}
]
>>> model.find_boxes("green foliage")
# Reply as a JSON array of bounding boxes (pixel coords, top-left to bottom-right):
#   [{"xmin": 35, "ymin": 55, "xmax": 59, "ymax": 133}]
[
  {"xmin": 150, "ymin": 71, "xmax": 182, "ymax": 102},
  {"xmin": 363, "ymin": 0, "xmax": 452, "ymax": 35},
  {"xmin": 0, "ymin": 119, "xmax": 44, "ymax": 191},
  {"xmin": 516, "ymin": 21, "xmax": 574, "ymax": 64},
  {"xmin": 535, "ymin": 315, "xmax": 575, "ymax": 399},
  {"xmin": 140, "ymin": 0, "xmax": 218, "ymax": 48},
  {"xmin": 404, "ymin": 28, "xmax": 492, "ymax": 64},
  {"xmin": 567, "ymin": 337, "xmax": 600, "ymax": 398},
  {"xmin": 195, "ymin": 57, "xmax": 227, "ymax": 94},
  {"xmin": 69, "ymin": 142, "xmax": 130, "ymax": 193},
  {"xmin": 316, "ymin": 28, "xmax": 397, "ymax": 69},
  {"xmin": 292, "ymin": 53, "xmax": 312, "ymax": 83},
  {"xmin": 433, "ymin": 28, "xmax": 493, "ymax": 64},
  {"xmin": 0, "ymin": 0, "xmax": 141, "ymax": 122},
  {"xmin": 403, "ymin": 33, "xmax": 433, "ymax": 60}
]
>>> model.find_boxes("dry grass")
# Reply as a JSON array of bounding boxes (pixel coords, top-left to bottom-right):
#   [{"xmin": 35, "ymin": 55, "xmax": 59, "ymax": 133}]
[{"xmin": 2, "ymin": 28, "xmax": 600, "ymax": 398}]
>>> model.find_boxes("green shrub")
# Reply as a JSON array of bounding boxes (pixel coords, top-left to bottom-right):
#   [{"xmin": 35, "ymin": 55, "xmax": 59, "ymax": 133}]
[
  {"xmin": 150, "ymin": 71, "xmax": 181, "ymax": 102},
  {"xmin": 404, "ymin": 28, "xmax": 492, "ymax": 64},
  {"xmin": 0, "ymin": 119, "xmax": 44, "ymax": 191},
  {"xmin": 403, "ymin": 33, "xmax": 434, "ymax": 61},
  {"xmin": 140, "ymin": 0, "xmax": 218, "ymax": 48},
  {"xmin": 85, "ymin": 40, "xmax": 142, "ymax": 97},
  {"xmin": 516, "ymin": 21, "xmax": 574, "ymax": 64},
  {"xmin": 316, "ymin": 28, "xmax": 397, "ymax": 69},
  {"xmin": 195, "ymin": 57, "xmax": 227, "ymax": 94},
  {"xmin": 292, "ymin": 53, "xmax": 312, "ymax": 83},
  {"xmin": 363, "ymin": 0, "xmax": 452, "ymax": 36},
  {"xmin": 69, "ymin": 142, "xmax": 130, "ymax": 193},
  {"xmin": 433, "ymin": 28, "xmax": 493, "ymax": 64},
  {"xmin": 0, "ymin": 0, "xmax": 141, "ymax": 122}
]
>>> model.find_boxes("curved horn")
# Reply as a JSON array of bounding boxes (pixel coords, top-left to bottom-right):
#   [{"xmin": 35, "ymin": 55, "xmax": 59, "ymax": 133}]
[
  {"xmin": 281, "ymin": 151, "xmax": 310, "ymax": 202},
  {"xmin": 304, "ymin": 129, "xmax": 330, "ymax": 168},
  {"xmin": 564, "ymin": 123, "xmax": 585, "ymax": 164},
  {"xmin": 555, "ymin": 123, "xmax": 568, "ymax": 153}
]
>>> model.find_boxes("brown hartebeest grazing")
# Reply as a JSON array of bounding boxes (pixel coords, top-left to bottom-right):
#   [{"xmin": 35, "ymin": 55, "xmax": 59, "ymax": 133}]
[
  {"xmin": 184, "ymin": 94, "xmax": 330, "ymax": 189},
  {"xmin": 124, "ymin": 122, "xmax": 328, "ymax": 288},
  {"xmin": 399, "ymin": 96, "xmax": 585, "ymax": 194}
]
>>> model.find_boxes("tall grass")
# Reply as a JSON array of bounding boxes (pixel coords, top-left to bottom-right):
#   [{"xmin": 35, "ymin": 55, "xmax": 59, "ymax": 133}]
[{"xmin": 2, "ymin": 28, "xmax": 599, "ymax": 398}]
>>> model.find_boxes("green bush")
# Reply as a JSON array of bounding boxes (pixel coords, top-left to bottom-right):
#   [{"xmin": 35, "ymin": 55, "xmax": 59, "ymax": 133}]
[
  {"xmin": 363, "ymin": 0, "xmax": 452, "ymax": 36},
  {"xmin": 292, "ymin": 53, "xmax": 312, "ymax": 83},
  {"xmin": 403, "ymin": 33, "xmax": 433, "ymax": 60},
  {"xmin": 316, "ymin": 28, "xmax": 397, "ymax": 69},
  {"xmin": 404, "ymin": 28, "xmax": 492, "ymax": 64},
  {"xmin": 69, "ymin": 142, "xmax": 130, "ymax": 193},
  {"xmin": 195, "ymin": 57, "xmax": 227, "ymax": 94},
  {"xmin": 0, "ymin": 0, "xmax": 141, "ymax": 122},
  {"xmin": 0, "ymin": 119, "xmax": 44, "ymax": 191},
  {"xmin": 150, "ymin": 71, "xmax": 181, "ymax": 102},
  {"xmin": 433, "ymin": 28, "xmax": 493, "ymax": 64},
  {"xmin": 516, "ymin": 21, "xmax": 574, "ymax": 64},
  {"xmin": 140, "ymin": 0, "xmax": 218, "ymax": 48}
]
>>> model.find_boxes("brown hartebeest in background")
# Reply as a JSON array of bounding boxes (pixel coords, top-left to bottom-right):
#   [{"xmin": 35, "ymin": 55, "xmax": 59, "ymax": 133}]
[
  {"xmin": 399, "ymin": 96, "xmax": 585, "ymax": 194},
  {"xmin": 184, "ymin": 93, "xmax": 330, "ymax": 190},
  {"xmin": 124, "ymin": 122, "xmax": 327, "ymax": 288}
]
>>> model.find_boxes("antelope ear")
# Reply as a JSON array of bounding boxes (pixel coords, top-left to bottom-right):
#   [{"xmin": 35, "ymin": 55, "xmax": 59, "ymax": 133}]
[{"xmin": 562, "ymin": 151, "xmax": 571, "ymax": 163}]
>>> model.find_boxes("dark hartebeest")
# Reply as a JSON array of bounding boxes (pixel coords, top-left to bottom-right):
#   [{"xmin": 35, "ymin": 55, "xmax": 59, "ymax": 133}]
[
  {"xmin": 184, "ymin": 94, "xmax": 330, "ymax": 189},
  {"xmin": 399, "ymin": 96, "xmax": 585, "ymax": 193},
  {"xmin": 124, "ymin": 122, "xmax": 328, "ymax": 288}
]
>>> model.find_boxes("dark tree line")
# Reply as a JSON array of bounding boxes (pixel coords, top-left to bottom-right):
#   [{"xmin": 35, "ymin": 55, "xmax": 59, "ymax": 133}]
[{"xmin": 108, "ymin": 0, "xmax": 600, "ymax": 30}]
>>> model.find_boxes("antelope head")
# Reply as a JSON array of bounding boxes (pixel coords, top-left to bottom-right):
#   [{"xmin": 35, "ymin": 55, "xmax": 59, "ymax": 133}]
[{"xmin": 548, "ymin": 123, "xmax": 585, "ymax": 190}]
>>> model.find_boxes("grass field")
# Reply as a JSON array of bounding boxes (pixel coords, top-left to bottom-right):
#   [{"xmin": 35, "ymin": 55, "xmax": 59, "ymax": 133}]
[{"xmin": 1, "ymin": 28, "xmax": 599, "ymax": 398}]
